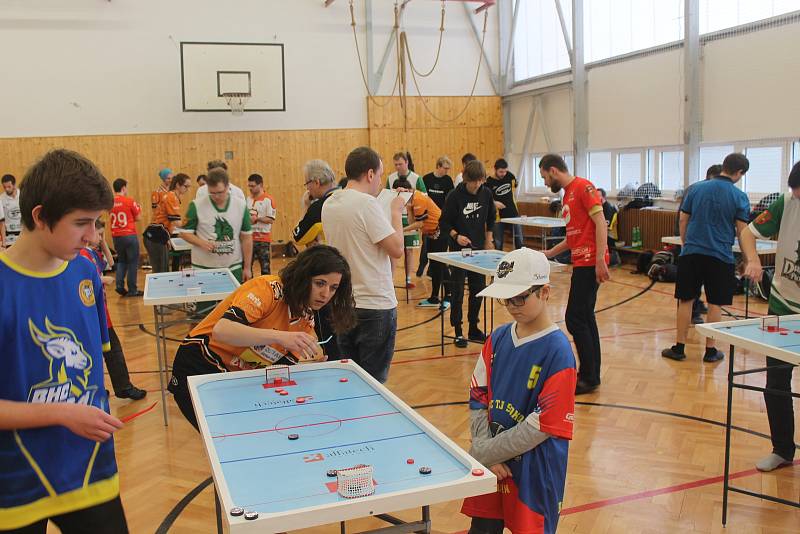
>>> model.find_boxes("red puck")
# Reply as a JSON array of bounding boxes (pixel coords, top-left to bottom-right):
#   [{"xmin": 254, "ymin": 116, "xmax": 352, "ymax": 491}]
[
  {"xmin": 794, "ymin": 330, "xmax": 800, "ymax": 334},
  {"xmin": 340, "ymin": 359, "xmax": 349, "ymax": 363},
  {"xmin": 275, "ymin": 388, "xmax": 285, "ymax": 394},
  {"xmin": 472, "ymin": 468, "xmax": 484, "ymax": 476},
  {"xmin": 279, "ymin": 391, "xmax": 288, "ymax": 396},
  {"xmin": 406, "ymin": 458, "xmax": 414, "ymax": 464},
  {"xmin": 780, "ymin": 331, "xmax": 788, "ymax": 335},
  {"xmin": 339, "ymin": 378, "xmax": 348, "ymax": 383},
  {"xmin": 296, "ymin": 397, "xmax": 306, "ymax": 404}
]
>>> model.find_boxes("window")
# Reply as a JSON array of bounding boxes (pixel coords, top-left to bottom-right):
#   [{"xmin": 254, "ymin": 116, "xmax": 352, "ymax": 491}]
[
  {"xmin": 698, "ymin": 145, "xmax": 734, "ymax": 182},
  {"xmin": 646, "ymin": 149, "xmax": 656, "ymax": 183},
  {"xmin": 588, "ymin": 151, "xmax": 612, "ymax": 189},
  {"xmin": 617, "ymin": 152, "xmax": 642, "ymax": 188},
  {"xmin": 660, "ymin": 150, "xmax": 684, "ymax": 191},
  {"xmin": 792, "ymin": 141, "xmax": 800, "ymax": 168},
  {"xmin": 513, "ymin": 0, "xmax": 572, "ymax": 81},
  {"xmin": 585, "ymin": 0, "xmax": 683, "ymax": 63},
  {"xmin": 744, "ymin": 146, "xmax": 783, "ymax": 193},
  {"xmin": 563, "ymin": 153, "xmax": 575, "ymax": 174},
  {"xmin": 700, "ymin": 0, "xmax": 800, "ymax": 34}
]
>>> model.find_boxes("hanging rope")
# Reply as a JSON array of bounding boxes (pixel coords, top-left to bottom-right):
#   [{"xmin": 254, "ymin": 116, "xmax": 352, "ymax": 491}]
[
  {"xmin": 349, "ymin": 0, "xmax": 400, "ymax": 107},
  {"xmin": 404, "ymin": 1, "xmax": 447, "ymax": 78},
  {"xmin": 400, "ymin": 9, "xmax": 488, "ymax": 124}
]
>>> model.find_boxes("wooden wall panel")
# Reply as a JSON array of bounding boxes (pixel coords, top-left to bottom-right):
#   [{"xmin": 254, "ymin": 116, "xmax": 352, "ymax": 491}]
[
  {"xmin": 367, "ymin": 96, "xmax": 503, "ymax": 177},
  {"xmin": 0, "ymin": 129, "xmax": 368, "ymax": 247}
]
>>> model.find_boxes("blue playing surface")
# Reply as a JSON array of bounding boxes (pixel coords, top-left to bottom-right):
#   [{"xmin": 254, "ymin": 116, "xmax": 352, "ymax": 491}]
[
  {"xmin": 436, "ymin": 250, "xmax": 506, "ymax": 270},
  {"xmin": 145, "ymin": 270, "xmax": 237, "ymax": 298},
  {"xmin": 717, "ymin": 318, "xmax": 800, "ymax": 355},
  {"xmin": 505, "ymin": 216, "xmax": 564, "ymax": 225},
  {"xmin": 195, "ymin": 366, "xmax": 471, "ymax": 513}
]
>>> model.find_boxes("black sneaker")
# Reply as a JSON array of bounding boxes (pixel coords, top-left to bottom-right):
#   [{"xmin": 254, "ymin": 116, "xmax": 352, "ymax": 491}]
[
  {"xmin": 703, "ymin": 348, "xmax": 724, "ymax": 363},
  {"xmin": 691, "ymin": 314, "xmax": 705, "ymax": 324},
  {"xmin": 575, "ymin": 379, "xmax": 599, "ymax": 395},
  {"xmin": 661, "ymin": 346, "xmax": 686, "ymax": 361},
  {"xmin": 124, "ymin": 290, "xmax": 144, "ymax": 298},
  {"xmin": 454, "ymin": 336, "xmax": 468, "ymax": 348},
  {"xmin": 468, "ymin": 328, "xmax": 486, "ymax": 342},
  {"xmin": 116, "ymin": 386, "xmax": 147, "ymax": 400},
  {"xmin": 115, "ymin": 288, "xmax": 127, "ymax": 296}
]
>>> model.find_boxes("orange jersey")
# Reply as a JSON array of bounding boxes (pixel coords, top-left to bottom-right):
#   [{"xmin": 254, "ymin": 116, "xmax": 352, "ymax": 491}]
[
  {"xmin": 109, "ymin": 194, "xmax": 141, "ymax": 237},
  {"xmin": 187, "ymin": 275, "xmax": 316, "ymax": 371},
  {"xmin": 153, "ymin": 191, "xmax": 183, "ymax": 234},
  {"xmin": 150, "ymin": 184, "xmax": 169, "ymax": 222},
  {"xmin": 409, "ymin": 190, "xmax": 441, "ymax": 236}
]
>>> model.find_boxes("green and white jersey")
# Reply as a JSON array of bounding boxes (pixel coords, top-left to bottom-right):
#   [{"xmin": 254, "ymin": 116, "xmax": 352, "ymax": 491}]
[
  {"xmin": 385, "ymin": 171, "xmax": 427, "ymax": 193},
  {"xmin": 181, "ymin": 194, "xmax": 252, "ymax": 271},
  {"xmin": 749, "ymin": 192, "xmax": 800, "ymax": 314}
]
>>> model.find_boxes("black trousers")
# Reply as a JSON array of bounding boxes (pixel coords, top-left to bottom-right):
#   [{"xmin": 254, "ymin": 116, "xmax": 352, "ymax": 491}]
[
  {"xmin": 428, "ymin": 232, "xmax": 449, "ymax": 301},
  {"xmin": 468, "ymin": 517, "xmax": 504, "ymax": 534},
  {"xmin": 2, "ymin": 496, "xmax": 128, "ymax": 534},
  {"xmin": 417, "ymin": 235, "xmax": 429, "ymax": 275},
  {"xmin": 103, "ymin": 327, "xmax": 133, "ymax": 395},
  {"xmin": 765, "ymin": 353, "xmax": 796, "ymax": 460},
  {"xmin": 566, "ymin": 266, "xmax": 601, "ymax": 385},
  {"xmin": 449, "ymin": 267, "xmax": 486, "ymax": 332}
]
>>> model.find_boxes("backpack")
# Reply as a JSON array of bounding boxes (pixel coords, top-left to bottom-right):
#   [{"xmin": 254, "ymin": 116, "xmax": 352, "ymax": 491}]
[{"xmin": 636, "ymin": 251, "xmax": 655, "ymax": 274}]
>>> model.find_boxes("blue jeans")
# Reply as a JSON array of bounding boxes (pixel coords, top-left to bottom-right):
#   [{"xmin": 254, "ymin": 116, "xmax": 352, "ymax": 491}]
[
  {"xmin": 492, "ymin": 221, "xmax": 524, "ymax": 251},
  {"xmin": 337, "ymin": 308, "xmax": 397, "ymax": 383},
  {"xmin": 113, "ymin": 235, "xmax": 140, "ymax": 292}
]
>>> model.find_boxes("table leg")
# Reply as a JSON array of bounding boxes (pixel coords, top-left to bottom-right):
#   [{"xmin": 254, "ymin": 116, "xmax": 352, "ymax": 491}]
[
  {"xmin": 722, "ymin": 345, "xmax": 735, "ymax": 525},
  {"xmin": 744, "ymin": 278, "xmax": 749, "ymax": 319},
  {"xmin": 420, "ymin": 505, "xmax": 431, "ymax": 533},
  {"xmin": 439, "ymin": 280, "xmax": 445, "ymax": 356},
  {"xmin": 340, "ymin": 520, "xmax": 346, "ymax": 534},
  {"xmin": 541, "ymin": 228, "xmax": 546, "ymax": 251},
  {"xmin": 153, "ymin": 306, "xmax": 169, "ymax": 426}
]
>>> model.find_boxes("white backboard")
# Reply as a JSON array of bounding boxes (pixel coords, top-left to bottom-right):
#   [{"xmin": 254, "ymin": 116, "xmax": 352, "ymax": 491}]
[{"xmin": 181, "ymin": 42, "xmax": 285, "ymax": 112}]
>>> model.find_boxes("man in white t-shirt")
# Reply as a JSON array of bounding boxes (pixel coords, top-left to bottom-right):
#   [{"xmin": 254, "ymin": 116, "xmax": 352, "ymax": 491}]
[
  {"xmin": 1, "ymin": 174, "xmax": 21, "ymax": 248},
  {"xmin": 322, "ymin": 146, "xmax": 404, "ymax": 382}
]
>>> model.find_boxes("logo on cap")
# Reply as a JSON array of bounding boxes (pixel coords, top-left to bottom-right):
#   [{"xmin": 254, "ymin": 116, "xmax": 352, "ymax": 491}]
[{"xmin": 496, "ymin": 260, "xmax": 515, "ymax": 278}]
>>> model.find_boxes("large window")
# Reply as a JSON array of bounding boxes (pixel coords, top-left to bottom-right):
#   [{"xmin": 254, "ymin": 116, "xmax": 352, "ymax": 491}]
[
  {"xmin": 588, "ymin": 151, "xmax": 612, "ymax": 189},
  {"xmin": 744, "ymin": 146, "xmax": 783, "ymax": 193},
  {"xmin": 660, "ymin": 151, "xmax": 685, "ymax": 191},
  {"xmin": 700, "ymin": 0, "xmax": 800, "ymax": 34},
  {"xmin": 616, "ymin": 152, "xmax": 642, "ymax": 188},
  {"xmin": 585, "ymin": 0, "xmax": 683, "ymax": 63},
  {"xmin": 792, "ymin": 141, "xmax": 800, "ymax": 168},
  {"xmin": 513, "ymin": 0, "xmax": 572, "ymax": 81},
  {"xmin": 698, "ymin": 145, "xmax": 734, "ymax": 182}
]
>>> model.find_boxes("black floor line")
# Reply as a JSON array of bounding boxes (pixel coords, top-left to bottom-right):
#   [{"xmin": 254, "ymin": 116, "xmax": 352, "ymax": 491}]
[
  {"xmin": 155, "ymin": 476, "xmax": 214, "ymax": 534},
  {"xmin": 394, "ymin": 343, "xmax": 445, "ymax": 353},
  {"xmin": 397, "ymin": 310, "xmax": 444, "ymax": 332}
]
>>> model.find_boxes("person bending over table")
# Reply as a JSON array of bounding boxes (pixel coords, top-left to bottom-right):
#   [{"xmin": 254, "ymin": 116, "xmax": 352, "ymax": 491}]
[{"xmin": 168, "ymin": 245, "xmax": 356, "ymax": 430}]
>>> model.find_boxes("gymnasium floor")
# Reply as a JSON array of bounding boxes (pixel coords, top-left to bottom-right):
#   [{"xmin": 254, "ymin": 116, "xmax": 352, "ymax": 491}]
[{"xmin": 99, "ymin": 255, "xmax": 798, "ymax": 534}]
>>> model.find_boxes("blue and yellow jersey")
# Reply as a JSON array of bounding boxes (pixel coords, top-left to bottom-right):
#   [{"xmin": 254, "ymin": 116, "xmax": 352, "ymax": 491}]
[{"xmin": 0, "ymin": 253, "xmax": 117, "ymax": 530}]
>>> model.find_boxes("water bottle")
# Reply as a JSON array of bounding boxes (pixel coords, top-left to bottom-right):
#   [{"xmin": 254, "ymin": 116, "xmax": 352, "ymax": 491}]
[{"xmin": 632, "ymin": 226, "xmax": 642, "ymax": 249}]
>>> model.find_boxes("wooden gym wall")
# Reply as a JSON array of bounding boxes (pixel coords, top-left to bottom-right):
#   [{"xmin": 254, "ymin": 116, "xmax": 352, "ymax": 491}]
[{"xmin": 0, "ymin": 96, "xmax": 502, "ymax": 249}]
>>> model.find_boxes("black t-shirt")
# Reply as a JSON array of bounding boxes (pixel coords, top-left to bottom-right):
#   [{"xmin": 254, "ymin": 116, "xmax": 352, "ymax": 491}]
[
  {"xmin": 485, "ymin": 172, "xmax": 519, "ymax": 218},
  {"xmin": 440, "ymin": 183, "xmax": 496, "ymax": 250},
  {"xmin": 422, "ymin": 172, "xmax": 454, "ymax": 210}
]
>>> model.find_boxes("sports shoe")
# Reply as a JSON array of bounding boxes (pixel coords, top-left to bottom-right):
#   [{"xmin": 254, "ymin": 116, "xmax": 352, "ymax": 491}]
[
  {"xmin": 116, "ymin": 386, "xmax": 147, "ymax": 400},
  {"xmin": 438, "ymin": 301, "xmax": 451, "ymax": 311},
  {"xmin": 691, "ymin": 314, "xmax": 705, "ymax": 324},
  {"xmin": 755, "ymin": 453, "xmax": 792, "ymax": 472},
  {"xmin": 703, "ymin": 348, "xmax": 724, "ymax": 363},
  {"xmin": 661, "ymin": 346, "xmax": 686, "ymax": 361},
  {"xmin": 115, "ymin": 288, "xmax": 127, "ymax": 296},
  {"xmin": 405, "ymin": 282, "xmax": 416, "ymax": 289},
  {"xmin": 468, "ymin": 328, "xmax": 486, "ymax": 342},
  {"xmin": 417, "ymin": 298, "xmax": 440, "ymax": 308},
  {"xmin": 575, "ymin": 379, "xmax": 599, "ymax": 395},
  {"xmin": 454, "ymin": 336, "xmax": 468, "ymax": 348},
  {"xmin": 124, "ymin": 290, "xmax": 144, "ymax": 298}
]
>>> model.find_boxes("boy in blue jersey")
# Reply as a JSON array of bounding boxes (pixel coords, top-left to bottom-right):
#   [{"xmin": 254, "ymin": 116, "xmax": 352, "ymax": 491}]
[
  {"xmin": 0, "ymin": 150, "xmax": 128, "ymax": 533},
  {"xmin": 461, "ymin": 248, "xmax": 576, "ymax": 534}
]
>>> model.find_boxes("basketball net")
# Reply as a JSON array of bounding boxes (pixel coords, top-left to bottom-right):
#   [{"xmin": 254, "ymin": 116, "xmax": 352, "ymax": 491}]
[{"xmin": 223, "ymin": 92, "xmax": 251, "ymax": 116}]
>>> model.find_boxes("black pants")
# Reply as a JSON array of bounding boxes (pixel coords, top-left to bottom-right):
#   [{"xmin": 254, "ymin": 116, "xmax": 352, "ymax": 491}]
[
  {"xmin": 428, "ymin": 232, "xmax": 450, "ymax": 301},
  {"xmin": 449, "ymin": 267, "xmax": 486, "ymax": 332},
  {"xmin": 566, "ymin": 266, "xmax": 601, "ymax": 385},
  {"xmin": 765, "ymin": 353, "xmax": 796, "ymax": 461},
  {"xmin": 468, "ymin": 517, "xmax": 504, "ymax": 534},
  {"xmin": 2, "ymin": 496, "xmax": 128, "ymax": 534},
  {"xmin": 316, "ymin": 305, "xmax": 343, "ymax": 361},
  {"xmin": 103, "ymin": 327, "xmax": 133, "ymax": 395},
  {"xmin": 417, "ymin": 236, "xmax": 429, "ymax": 275},
  {"xmin": 169, "ymin": 344, "xmax": 224, "ymax": 431}
]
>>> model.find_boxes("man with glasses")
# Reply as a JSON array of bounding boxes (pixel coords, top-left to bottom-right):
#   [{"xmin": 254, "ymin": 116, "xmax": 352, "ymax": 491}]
[
  {"xmin": 180, "ymin": 167, "xmax": 253, "ymax": 282},
  {"xmin": 462, "ymin": 247, "xmax": 576, "ymax": 534},
  {"xmin": 293, "ymin": 159, "xmax": 339, "ymax": 247}
]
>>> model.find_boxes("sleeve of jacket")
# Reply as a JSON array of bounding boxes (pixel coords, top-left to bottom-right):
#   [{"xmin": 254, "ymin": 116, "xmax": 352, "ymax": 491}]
[
  {"xmin": 439, "ymin": 191, "xmax": 458, "ymax": 237},
  {"xmin": 293, "ymin": 200, "xmax": 324, "ymax": 246}
]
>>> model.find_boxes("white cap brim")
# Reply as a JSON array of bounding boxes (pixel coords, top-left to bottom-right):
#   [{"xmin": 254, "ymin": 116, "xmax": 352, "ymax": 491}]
[{"xmin": 477, "ymin": 282, "xmax": 542, "ymax": 299}]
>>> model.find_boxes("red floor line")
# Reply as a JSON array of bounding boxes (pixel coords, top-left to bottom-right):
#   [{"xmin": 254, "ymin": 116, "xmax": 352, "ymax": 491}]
[
  {"xmin": 119, "ymin": 401, "xmax": 158, "ymax": 424},
  {"xmin": 211, "ymin": 411, "xmax": 400, "ymax": 439},
  {"xmin": 560, "ymin": 460, "xmax": 800, "ymax": 515}
]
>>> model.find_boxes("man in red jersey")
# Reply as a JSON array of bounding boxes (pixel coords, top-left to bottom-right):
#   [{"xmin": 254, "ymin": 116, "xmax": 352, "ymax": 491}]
[
  {"xmin": 540, "ymin": 154, "xmax": 610, "ymax": 395},
  {"xmin": 109, "ymin": 178, "xmax": 142, "ymax": 296}
]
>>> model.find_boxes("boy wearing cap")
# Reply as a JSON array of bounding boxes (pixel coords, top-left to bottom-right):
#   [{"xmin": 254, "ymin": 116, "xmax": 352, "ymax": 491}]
[{"xmin": 462, "ymin": 248, "xmax": 576, "ymax": 534}]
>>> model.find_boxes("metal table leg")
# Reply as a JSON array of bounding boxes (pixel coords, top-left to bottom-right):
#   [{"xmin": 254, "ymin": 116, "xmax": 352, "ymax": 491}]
[
  {"xmin": 722, "ymin": 344, "xmax": 735, "ymax": 525},
  {"xmin": 154, "ymin": 306, "xmax": 169, "ymax": 426}
]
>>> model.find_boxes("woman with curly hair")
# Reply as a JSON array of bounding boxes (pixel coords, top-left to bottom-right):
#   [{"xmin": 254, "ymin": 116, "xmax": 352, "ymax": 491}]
[{"xmin": 168, "ymin": 245, "xmax": 356, "ymax": 429}]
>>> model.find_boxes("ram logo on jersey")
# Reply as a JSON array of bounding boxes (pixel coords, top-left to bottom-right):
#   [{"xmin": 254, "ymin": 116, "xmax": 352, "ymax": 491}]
[{"xmin": 27, "ymin": 317, "xmax": 97, "ymax": 405}]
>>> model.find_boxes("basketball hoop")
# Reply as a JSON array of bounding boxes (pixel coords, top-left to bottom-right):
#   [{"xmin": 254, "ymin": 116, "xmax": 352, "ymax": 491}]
[{"xmin": 222, "ymin": 92, "xmax": 250, "ymax": 115}]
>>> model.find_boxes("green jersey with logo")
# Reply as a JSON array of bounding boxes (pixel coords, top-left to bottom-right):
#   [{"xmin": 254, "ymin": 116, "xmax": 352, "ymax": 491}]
[{"xmin": 182, "ymin": 194, "xmax": 252, "ymax": 272}]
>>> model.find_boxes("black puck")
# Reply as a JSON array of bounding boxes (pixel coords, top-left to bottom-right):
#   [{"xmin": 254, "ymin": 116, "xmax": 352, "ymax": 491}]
[
  {"xmin": 327, "ymin": 469, "xmax": 338, "ymax": 477},
  {"xmin": 244, "ymin": 511, "xmax": 259, "ymax": 520},
  {"xmin": 229, "ymin": 507, "xmax": 244, "ymax": 516},
  {"xmin": 419, "ymin": 466, "xmax": 432, "ymax": 475},
  {"xmin": 288, "ymin": 433, "xmax": 299, "ymax": 440}
]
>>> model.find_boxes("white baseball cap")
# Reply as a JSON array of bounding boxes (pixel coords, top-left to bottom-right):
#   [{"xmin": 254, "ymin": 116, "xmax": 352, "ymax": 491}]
[{"xmin": 477, "ymin": 247, "xmax": 551, "ymax": 299}]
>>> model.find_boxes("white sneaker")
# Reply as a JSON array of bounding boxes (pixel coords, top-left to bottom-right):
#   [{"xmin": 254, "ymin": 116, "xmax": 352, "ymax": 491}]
[{"xmin": 755, "ymin": 453, "xmax": 792, "ymax": 472}]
